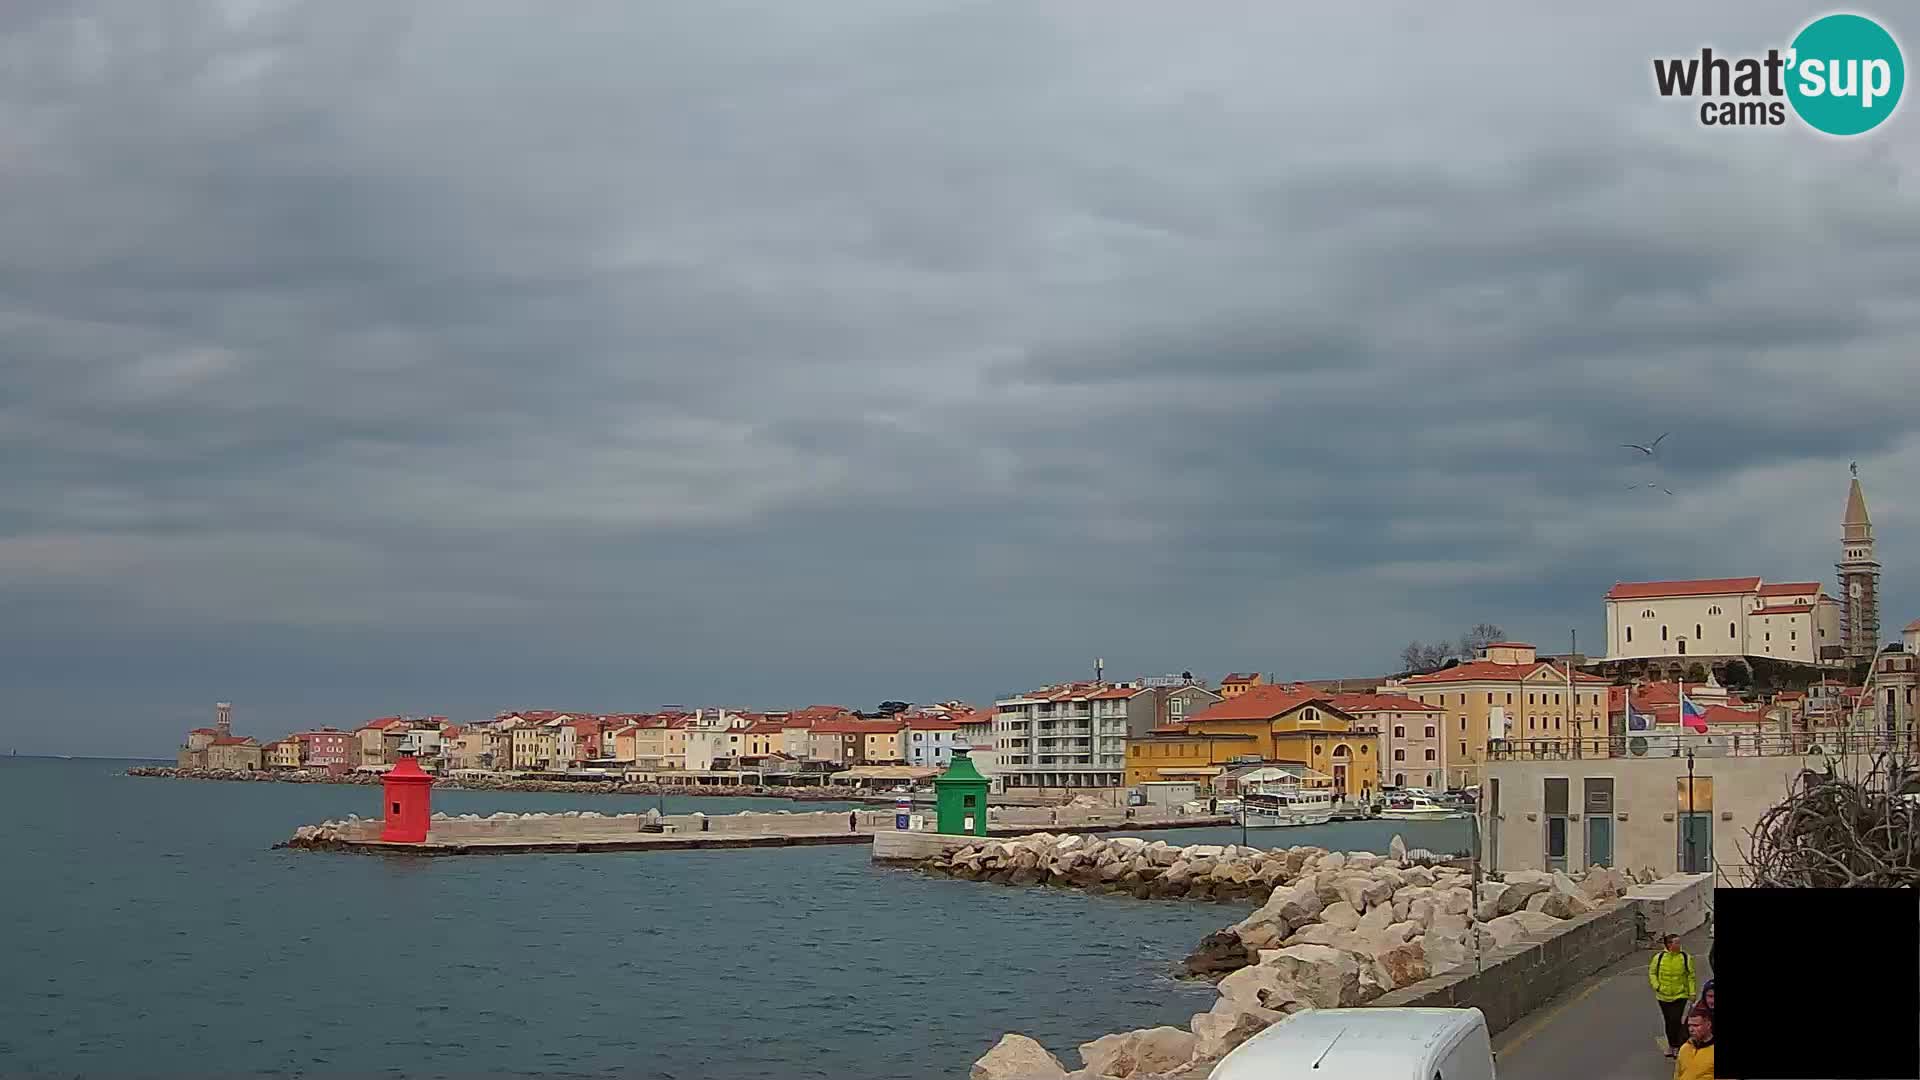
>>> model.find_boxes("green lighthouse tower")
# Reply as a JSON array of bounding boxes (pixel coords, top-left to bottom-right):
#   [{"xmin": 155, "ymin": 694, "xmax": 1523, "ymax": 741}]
[{"xmin": 934, "ymin": 749, "xmax": 990, "ymax": 836}]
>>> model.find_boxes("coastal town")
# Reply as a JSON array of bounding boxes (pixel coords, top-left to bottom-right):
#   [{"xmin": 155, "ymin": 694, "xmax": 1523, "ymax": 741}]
[{"xmin": 157, "ymin": 473, "xmax": 1919, "ymax": 870}]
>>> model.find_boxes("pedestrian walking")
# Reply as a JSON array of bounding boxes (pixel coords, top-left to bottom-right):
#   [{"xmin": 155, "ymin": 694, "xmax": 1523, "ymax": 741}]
[
  {"xmin": 848, "ymin": 810, "xmax": 858, "ymax": 832},
  {"xmin": 1673, "ymin": 1005, "xmax": 1714, "ymax": 1080},
  {"xmin": 1650, "ymin": 934, "xmax": 1700, "ymax": 1058}
]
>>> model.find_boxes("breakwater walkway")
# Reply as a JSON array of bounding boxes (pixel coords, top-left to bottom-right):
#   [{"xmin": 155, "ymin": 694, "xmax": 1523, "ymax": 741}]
[{"xmin": 279, "ymin": 808, "xmax": 1233, "ymax": 856}]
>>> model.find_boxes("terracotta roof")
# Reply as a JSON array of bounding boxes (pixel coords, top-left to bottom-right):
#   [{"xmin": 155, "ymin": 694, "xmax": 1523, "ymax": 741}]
[
  {"xmin": 1907, "ymin": 618, "xmax": 1920, "ymax": 633},
  {"xmin": 811, "ymin": 719, "xmax": 903, "ymax": 735},
  {"xmin": 189, "ymin": 727, "xmax": 217, "ymax": 735},
  {"xmin": 1087, "ymin": 686, "xmax": 1140, "ymax": 700},
  {"xmin": 1185, "ymin": 685, "xmax": 1330, "ymax": 722},
  {"xmin": 210, "ymin": 736, "xmax": 256, "ymax": 746},
  {"xmin": 743, "ymin": 721, "xmax": 788, "ymax": 735},
  {"xmin": 1606, "ymin": 577, "xmax": 1763, "ymax": 600},
  {"xmin": 1325, "ymin": 692, "xmax": 1441, "ymax": 714},
  {"xmin": 1147, "ymin": 724, "xmax": 1255, "ymax": 737},
  {"xmin": 952, "ymin": 708, "xmax": 997, "ymax": 726},
  {"xmin": 1757, "ymin": 582, "xmax": 1822, "ymax": 596},
  {"xmin": 360, "ymin": 716, "xmax": 408, "ymax": 731},
  {"xmin": 441, "ymin": 725, "xmax": 463, "ymax": 738},
  {"xmin": 902, "ymin": 719, "xmax": 961, "ymax": 732},
  {"xmin": 1405, "ymin": 660, "xmax": 1608, "ymax": 685},
  {"xmin": 1222, "ymin": 673, "xmax": 1261, "ymax": 683},
  {"xmin": 1640, "ymin": 703, "xmax": 1766, "ymax": 727}
]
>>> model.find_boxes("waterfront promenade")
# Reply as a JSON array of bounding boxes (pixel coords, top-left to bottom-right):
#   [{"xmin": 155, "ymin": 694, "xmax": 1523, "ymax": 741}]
[{"xmin": 1493, "ymin": 923, "xmax": 1713, "ymax": 1080}]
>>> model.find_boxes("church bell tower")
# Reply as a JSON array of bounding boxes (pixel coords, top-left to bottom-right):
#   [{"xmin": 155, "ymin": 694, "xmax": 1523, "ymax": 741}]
[{"xmin": 1838, "ymin": 465, "xmax": 1881, "ymax": 663}]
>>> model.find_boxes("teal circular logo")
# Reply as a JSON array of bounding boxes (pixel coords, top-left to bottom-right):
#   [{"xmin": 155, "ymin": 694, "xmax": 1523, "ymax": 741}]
[{"xmin": 1787, "ymin": 14, "xmax": 1905, "ymax": 135}]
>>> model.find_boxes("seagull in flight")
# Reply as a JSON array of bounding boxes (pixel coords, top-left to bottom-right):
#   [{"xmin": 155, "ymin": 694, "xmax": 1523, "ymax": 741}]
[
  {"xmin": 1639, "ymin": 481, "xmax": 1674, "ymax": 495},
  {"xmin": 1622, "ymin": 433, "xmax": 1669, "ymax": 457}
]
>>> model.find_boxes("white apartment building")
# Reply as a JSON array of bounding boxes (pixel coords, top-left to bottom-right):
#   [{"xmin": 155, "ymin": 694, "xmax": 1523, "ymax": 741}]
[
  {"xmin": 993, "ymin": 682, "xmax": 1134, "ymax": 789},
  {"xmin": 1604, "ymin": 577, "xmax": 1842, "ymax": 668}
]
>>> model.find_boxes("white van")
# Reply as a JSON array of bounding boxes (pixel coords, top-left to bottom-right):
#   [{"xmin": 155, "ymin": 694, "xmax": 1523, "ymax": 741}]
[{"xmin": 1211, "ymin": 1007, "xmax": 1495, "ymax": 1080}]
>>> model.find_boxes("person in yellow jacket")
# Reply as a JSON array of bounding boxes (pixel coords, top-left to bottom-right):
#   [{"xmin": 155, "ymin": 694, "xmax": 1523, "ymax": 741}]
[
  {"xmin": 1649, "ymin": 933, "xmax": 1700, "ymax": 1057},
  {"xmin": 1674, "ymin": 1005, "xmax": 1714, "ymax": 1080}
]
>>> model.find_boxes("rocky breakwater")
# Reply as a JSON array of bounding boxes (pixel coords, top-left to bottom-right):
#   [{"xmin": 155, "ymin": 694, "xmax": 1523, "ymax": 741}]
[
  {"xmin": 965, "ymin": 835, "xmax": 1649, "ymax": 1080},
  {"xmin": 921, "ymin": 833, "xmax": 1385, "ymax": 903},
  {"xmin": 278, "ymin": 807, "xmax": 696, "ymax": 849}
]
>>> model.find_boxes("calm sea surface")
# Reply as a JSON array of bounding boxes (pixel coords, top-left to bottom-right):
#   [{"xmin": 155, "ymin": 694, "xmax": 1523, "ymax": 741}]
[{"xmin": 0, "ymin": 758, "xmax": 1472, "ymax": 1079}]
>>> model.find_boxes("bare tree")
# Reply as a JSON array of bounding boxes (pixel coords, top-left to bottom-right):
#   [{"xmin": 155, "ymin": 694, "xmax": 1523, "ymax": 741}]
[
  {"xmin": 1399, "ymin": 641, "xmax": 1455, "ymax": 675},
  {"xmin": 1457, "ymin": 623, "xmax": 1507, "ymax": 659}
]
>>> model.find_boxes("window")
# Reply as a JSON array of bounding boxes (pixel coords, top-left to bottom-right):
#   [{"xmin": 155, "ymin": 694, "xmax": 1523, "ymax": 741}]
[
  {"xmin": 1506, "ymin": 693, "xmax": 1513, "ymax": 704},
  {"xmin": 1394, "ymin": 749, "xmax": 1405, "ymax": 761},
  {"xmin": 1661, "ymin": 625, "xmax": 1669, "ymax": 641},
  {"xmin": 1458, "ymin": 694, "xmax": 1466, "ymax": 705},
  {"xmin": 1393, "ymin": 725, "xmax": 1405, "ymax": 738},
  {"xmin": 1791, "ymin": 631, "xmax": 1797, "ymax": 641},
  {"xmin": 1765, "ymin": 632, "xmax": 1771, "ymax": 642},
  {"xmin": 1359, "ymin": 744, "xmax": 1369, "ymax": 755},
  {"xmin": 1708, "ymin": 605, "xmax": 1722, "ymax": 615},
  {"xmin": 1529, "ymin": 718, "xmax": 1536, "ymax": 730},
  {"xmin": 1642, "ymin": 608, "xmax": 1655, "ymax": 618},
  {"xmin": 1458, "ymin": 740, "xmax": 1468, "ymax": 757},
  {"xmin": 1459, "ymin": 717, "xmax": 1466, "ymax": 731},
  {"xmin": 1486, "ymin": 693, "xmax": 1493, "ymax": 704},
  {"xmin": 1695, "ymin": 624, "xmax": 1702, "ymax": 639},
  {"xmin": 1425, "ymin": 725, "xmax": 1436, "ymax": 738},
  {"xmin": 1626, "ymin": 626, "xmax": 1633, "ymax": 643},
  {"xmin": 1424, "ymin": 749, "xmax": 1436, "ymax": 761},
  {"xmin": 1528, "ymin": 693, "xmax": 1535, "ymax": 705},
  {"xmin": 1729, "ymin": 622, "xmax": 1736, "ymax": 638},
  {"xmin": 1395, "ymin": 773, "xmax": 1406, "ymax": 786},
  {"xmin": 1554, "ymin": 693, "xmax": 1561, "ymax": 705}
]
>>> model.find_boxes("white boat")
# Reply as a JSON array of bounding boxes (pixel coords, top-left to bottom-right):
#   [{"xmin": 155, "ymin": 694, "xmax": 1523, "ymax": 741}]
[
  {"xmin": 1377, "ymin": 792, "xmax": 1466, "ymax": 820},
  {"xmin": 1235, "ymin": 782, "xmax": 1335, "ymax": 828}
]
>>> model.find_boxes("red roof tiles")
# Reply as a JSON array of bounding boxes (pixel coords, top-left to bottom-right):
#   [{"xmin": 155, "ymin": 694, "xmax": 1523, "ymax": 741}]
[
  {"xmin": 1606, "ymin": 577, "xmax": 1763, "ymax": 600},
  {"xmin": 1185, "ymin": 685, "xmax": 1329, "ymax": 722},
  {"xmin": 1325, "ymin": 692, "xmax": 1441, "ymax": 714},
  {"xmin": 1405, "ymin": 659, "xmax": 1608, "ymax": 685},
  {"xmin": 1757, "ymin": 582, "xmax": 1822, "ymax": 596}
]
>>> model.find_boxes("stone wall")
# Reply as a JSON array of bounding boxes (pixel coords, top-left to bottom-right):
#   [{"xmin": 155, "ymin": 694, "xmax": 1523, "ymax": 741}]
[{"xmin": 1366, "ymin": 902, "xmax": 1639, "ymax": 1037}]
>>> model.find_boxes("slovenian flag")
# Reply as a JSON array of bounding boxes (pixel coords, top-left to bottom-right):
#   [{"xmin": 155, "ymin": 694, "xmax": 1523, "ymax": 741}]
[
  {"xmin": 1627, "ymin": 707, "xmax": 1657, "ymax": 732},
  {"xmin": 1680, "ymin": 692, "xmax": 1709, "ymax": 734}
]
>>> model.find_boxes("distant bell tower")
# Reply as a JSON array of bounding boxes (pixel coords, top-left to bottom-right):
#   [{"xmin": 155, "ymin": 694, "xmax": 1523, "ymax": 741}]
[
  {"xmin": 216, "ymin": 701, "xmax": 233, "ymax": 738},
  {"xmin": 1838, "ymin": 464, "xmax": 1881, "ymax": 663}
]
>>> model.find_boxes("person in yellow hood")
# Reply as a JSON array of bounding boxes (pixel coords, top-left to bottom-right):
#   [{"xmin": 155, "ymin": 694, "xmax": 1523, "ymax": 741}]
[
  {"xmin": 1649, "ymin": 933, "xmax": 1699, "ymax": 1057},
  {"xmin": 1674, "ymin": 1005, "xmax": 1714, "ymax": 1080}
]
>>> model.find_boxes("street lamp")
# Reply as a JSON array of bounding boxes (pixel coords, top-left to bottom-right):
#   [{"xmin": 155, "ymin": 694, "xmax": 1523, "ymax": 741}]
[{"xmin": 1684, "ymin": 747, "xmax": 1697, "ymax": 873}]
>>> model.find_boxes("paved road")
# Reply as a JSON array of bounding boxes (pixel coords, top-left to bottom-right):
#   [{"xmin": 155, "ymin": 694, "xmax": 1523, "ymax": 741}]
[{"xmin": 1493, "ymin": 923, "xmax": 1713, "ymax": 1080}]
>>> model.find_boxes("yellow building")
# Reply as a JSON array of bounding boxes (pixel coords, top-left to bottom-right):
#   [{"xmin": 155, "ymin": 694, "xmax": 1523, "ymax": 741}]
[
  {"xmin": 265, "ymin": 739, "xmax": 303, "ymax": 769},
  {"xmin": 1399, "ymin": 642, "xmax": 1612, "ymax": 789},
  {"xmin": 631, "ymin": 723, "xmax": 689, "ymax": 769},
  {"xmin": 862, "ymin": 728, "xmax": 902, "ymax": 764},
  {"xmin": 1125, "ymin": 685, "xmax": 1381, "ymax": 799},
  {"xmin": 1219, "ymin": 673, "xmax": 1265, "ymax": 699},
  {"xmin": 743, "ymin": 723, "xmax": 785, "ymax": 757}
]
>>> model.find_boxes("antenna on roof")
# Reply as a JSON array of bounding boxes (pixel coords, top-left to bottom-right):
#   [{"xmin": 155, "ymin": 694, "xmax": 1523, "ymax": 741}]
[{"xmin": 1095, "ymin": 657, "xmax": 1104, "ymax": 683}]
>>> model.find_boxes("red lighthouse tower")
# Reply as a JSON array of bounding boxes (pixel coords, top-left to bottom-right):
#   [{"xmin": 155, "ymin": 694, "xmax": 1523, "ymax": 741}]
[{"xmin": 380, "ymin": 754, "xmax": 434, "ymax": 843}]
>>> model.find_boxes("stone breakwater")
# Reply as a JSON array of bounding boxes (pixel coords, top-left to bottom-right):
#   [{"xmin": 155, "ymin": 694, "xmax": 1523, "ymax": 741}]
[
  {"xmin": 126, "ymin": 765, "xmax": 880, "ymax": 802},
  {"xmin": 278, "ymin": 806, "xmax": 862, "ymax": 850},
  {"xmin": 950, "ymin": 834, "xmax": 1653, "ymax": 1080}
]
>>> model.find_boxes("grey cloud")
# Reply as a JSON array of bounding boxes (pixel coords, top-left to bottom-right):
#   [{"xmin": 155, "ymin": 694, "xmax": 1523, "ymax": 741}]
[{"xmin": 3, "ymin": 0, "xmax": 1917, "ymax": 754}]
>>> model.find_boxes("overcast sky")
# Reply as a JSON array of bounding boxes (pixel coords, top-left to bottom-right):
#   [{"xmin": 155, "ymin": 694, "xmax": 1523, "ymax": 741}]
[{"xmin": 5, "ymin": 1, "xmax": 1916, "ymax": 756}]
